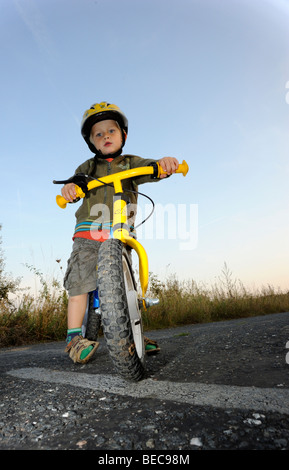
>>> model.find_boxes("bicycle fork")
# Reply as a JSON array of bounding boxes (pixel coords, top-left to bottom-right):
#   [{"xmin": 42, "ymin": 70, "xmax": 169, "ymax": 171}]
[{"xmin": 86, "ymin": 192, "xmax": 158, "ymax": 313}]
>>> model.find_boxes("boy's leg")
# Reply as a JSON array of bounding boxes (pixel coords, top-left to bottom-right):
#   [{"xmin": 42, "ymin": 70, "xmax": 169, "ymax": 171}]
[
  {"xmin": 67, "ymin": 293, "xmax": 87, "ymax": 329},
  {"xmin": 63, "ymin": 238, "xmax": 101, "ymax": 363},
  {"xmin": 65, "ymin": 293, "xmax": 99, "ymax": 363}
]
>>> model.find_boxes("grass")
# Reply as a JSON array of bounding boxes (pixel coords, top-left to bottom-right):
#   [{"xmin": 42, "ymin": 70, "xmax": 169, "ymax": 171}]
[
  {"xmin": 0, "ymin": 263, "xmax": 288, "ymax": 348},
  {"xmin": 0, "ymin": 268, "xmax": 68, "ymax": 348},
  {"xmin": 141, "ymin": 264, "xmax": 289, "ymax": 329}
]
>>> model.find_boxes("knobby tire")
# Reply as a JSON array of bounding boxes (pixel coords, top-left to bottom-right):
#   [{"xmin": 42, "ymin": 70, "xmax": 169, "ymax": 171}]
[{"xmin": 97, "ymin": 238, "xmax": 146, "ymax": 381}]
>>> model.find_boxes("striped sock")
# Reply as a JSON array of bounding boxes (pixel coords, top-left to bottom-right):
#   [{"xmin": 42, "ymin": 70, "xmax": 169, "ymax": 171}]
[{"xmin": 66, "ymin": 328, "xmax": 82, "ymax": 344}]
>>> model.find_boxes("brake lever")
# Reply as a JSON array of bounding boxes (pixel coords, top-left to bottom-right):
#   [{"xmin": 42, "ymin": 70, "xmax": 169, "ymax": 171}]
[{"xmin": 53, "ymin": 173, "xmax": 89, "ymax": 195}]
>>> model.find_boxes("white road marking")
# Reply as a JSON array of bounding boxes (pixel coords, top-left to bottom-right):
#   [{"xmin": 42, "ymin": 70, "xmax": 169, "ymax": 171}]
[{"xmin": 7, "ymin": 367, "xmax": 289, "ymax": 414}]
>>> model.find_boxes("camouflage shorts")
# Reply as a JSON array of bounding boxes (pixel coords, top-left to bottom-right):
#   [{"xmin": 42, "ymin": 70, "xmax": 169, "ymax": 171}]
[{"xmin": 63, "ymin": 238, "xmax": 101, "ymax": 297}]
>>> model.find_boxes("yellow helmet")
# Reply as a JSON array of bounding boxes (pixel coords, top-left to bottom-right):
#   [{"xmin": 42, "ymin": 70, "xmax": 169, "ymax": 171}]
[{"xmin": 81, "ymin": 101, "xmax": 128, "ymax": 154}]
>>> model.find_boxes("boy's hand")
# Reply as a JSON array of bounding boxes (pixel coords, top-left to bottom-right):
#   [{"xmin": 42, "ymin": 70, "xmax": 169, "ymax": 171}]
[
  {"xmin": 61, "ymin": 183, "xmax": 77, "ymax": 202},
  {"xmin": 158, "ymin": 157, "xmax": 179, "ymax": 178}
]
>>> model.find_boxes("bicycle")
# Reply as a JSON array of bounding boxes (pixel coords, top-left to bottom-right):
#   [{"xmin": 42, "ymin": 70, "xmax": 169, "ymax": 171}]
[{"xmin": 54, "ymin": 160, "xmax": 189, "ymax": 381}]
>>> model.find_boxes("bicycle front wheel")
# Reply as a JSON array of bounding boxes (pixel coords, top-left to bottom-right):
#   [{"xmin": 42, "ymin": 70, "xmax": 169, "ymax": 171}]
[{"xmin": 98, "ymin": 238, "xmax": 146, "ymax": 381}]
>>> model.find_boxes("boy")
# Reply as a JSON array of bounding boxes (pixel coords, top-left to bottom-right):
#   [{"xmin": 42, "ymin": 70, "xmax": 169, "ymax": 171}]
[{"xmin": 62, "ymin": 102, "xmax": 179, "ymax": 364}]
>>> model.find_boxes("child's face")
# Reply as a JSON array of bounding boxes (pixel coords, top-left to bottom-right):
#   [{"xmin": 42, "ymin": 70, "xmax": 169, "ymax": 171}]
[{"xmin": 90, "ymin": 119, "xmax": 123, "ymax": 156}]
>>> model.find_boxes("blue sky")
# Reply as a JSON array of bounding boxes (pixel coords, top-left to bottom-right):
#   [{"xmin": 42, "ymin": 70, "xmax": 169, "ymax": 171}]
[{"xmin": 1, "ymin": 0, "xmax": 289, "ymax": 295}]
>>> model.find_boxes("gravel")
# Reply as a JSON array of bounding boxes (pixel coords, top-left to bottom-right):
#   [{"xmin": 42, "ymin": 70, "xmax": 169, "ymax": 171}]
[{"xmin": 0, "ymin": 312, "xmax": 289, "ymax": 451}]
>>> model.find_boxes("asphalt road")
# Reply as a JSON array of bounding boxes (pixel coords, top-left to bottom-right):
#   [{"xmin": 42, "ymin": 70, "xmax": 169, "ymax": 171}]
[{"xmin": 0, "ymin": 312, "xmax": 289, "ymax": 452}]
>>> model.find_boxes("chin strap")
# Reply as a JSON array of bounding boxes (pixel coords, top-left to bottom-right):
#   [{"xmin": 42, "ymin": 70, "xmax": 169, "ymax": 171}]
[{"xmin": 94, "ymin": 146, "xmax": 123, "ymax": 159}]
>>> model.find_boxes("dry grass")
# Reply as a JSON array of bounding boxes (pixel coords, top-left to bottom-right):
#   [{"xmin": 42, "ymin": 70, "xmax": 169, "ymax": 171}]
[
  {"xmin": 0, "ymin": 271, "xmax": 68, "ymax": 348},
  {"xmin": 0, "ymin": 263, "xmax": 288, "ymax": 348},
  {"xmin": 142, "ymin": 264, "xmax": 289, "ymax": 329}
]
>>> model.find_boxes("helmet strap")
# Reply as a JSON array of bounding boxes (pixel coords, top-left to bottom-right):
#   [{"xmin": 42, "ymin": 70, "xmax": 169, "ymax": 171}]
[{"xmin": 94, "ymin": 147, "xmax": 123, "ymax": 159}]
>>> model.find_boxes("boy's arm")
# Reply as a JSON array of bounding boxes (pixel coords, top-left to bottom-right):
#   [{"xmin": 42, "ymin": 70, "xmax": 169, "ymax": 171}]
[{"xmin": 127, "ymin": 155, "xmax": 179, "ymax": 185}]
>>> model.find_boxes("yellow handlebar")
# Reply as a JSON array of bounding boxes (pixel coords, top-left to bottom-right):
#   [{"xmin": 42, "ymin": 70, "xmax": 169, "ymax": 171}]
[{"xmin": 56, "ymin": 160, "xmax": 189, "ymax": 209}]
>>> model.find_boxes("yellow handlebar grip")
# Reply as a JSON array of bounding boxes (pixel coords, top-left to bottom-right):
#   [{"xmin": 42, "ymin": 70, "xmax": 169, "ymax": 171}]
[
  {"xmin": 56, "ymin": 195, "xmax": 68, "ymax": 209},
  {"xmin": 158, "ymin": 160, "xmax": 189, "ymax": 177},
  {"xmin": 177, "ymin": 160, "xmax": 189, "ymax": 176},
  {"xmin": 55, "ymin": 185, "xmax": 85, "ymax": 209}
]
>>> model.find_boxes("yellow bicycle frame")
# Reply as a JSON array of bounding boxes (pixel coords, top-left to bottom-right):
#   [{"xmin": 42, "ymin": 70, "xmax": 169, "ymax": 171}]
[{"xmin": 56, "ymin": 160, "xmax": 189, "ymax": 299}]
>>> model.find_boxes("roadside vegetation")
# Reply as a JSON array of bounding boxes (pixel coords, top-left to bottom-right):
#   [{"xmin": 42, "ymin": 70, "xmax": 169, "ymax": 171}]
[
  {"xmin": 0, "ymin": 227, "xmax": 288, "ymax": 348},
  {"xmin": 142, "ymin": 265, "xmax": 289, "ymax": 329},
  {"xmin": 1, "ymin": 261, "xmax": 289, "ymax": 348}
]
